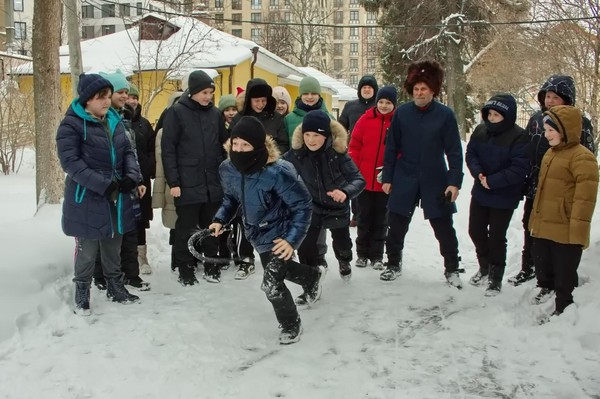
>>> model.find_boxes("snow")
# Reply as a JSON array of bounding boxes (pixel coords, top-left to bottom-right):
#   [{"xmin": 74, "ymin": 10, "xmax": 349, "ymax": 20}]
[{"xmin": 1, "ymin": 149, "xmax": 600, "ymax": 398}]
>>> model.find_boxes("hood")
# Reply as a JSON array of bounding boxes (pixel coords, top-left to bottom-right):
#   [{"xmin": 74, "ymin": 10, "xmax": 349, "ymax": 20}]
[
  {"xmin": 357, "ymin": 75, "xmax": 379, "ymax": 101},
  {"xmin": 544, "ymin": 105, "xmax": 582, "ymax": 148},
  {"xmin": 223, "ymin": 135, "xmax": 280, "ymax": 164},
  {"xmin": 242, "ymin": 78, "xmax": 276, "ymax": 115},
  {"xmin": 291, "ymin": 118, "xmax": 348, "ymax": 154},
  {"xmin": 538, "ymin": 75, "xmax": 576, "ymax": 109}
]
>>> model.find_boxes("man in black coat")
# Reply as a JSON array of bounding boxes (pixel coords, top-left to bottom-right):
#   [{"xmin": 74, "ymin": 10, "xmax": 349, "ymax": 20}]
[
  {"xmin": 162, "ymin": 70, "xmax": 229, "ymax": 285},
  {"xmin": 339, "ymin": 74, "xmax": 379, "ymax": 136}
]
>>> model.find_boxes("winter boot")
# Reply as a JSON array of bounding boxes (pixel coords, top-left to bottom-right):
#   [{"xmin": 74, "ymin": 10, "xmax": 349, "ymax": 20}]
[
  {"xmin": 507, "ymin": 267, "xmax": 536, "ymax": 286},
  {"xmin": 355, "ymin": 257, "xmax": 369, "ymax": 268},
  {"xmin": 530, "ymin": 287, "xmax": 554, "ymax": 305},
  {"xmin": 380, "ymin": 256, "xmax": 402, "ymax": 281},
  {"xmin": 444, "ymin": 256, "xmax": 463, "ymax": 289},
  {"xmin": 125, "ymin": 275, "xmax": 151, "ymax": 291},
  {"xmin": 484, "ymin": 264, "xmax": 502, "ymax": 297},
  {"xmin": 178, "ymin": 264, "xmax": 198, "ymax": 286},
  {"xmin": 339, "ymin": 260, "xmax": 352, "ymax": 280},
  {"xmin": 203, "ymin": 262, "xmax": 221, "ymax": 284},
  {"xmin": 138, "ymin": 245, "xmax": 152, "ymax": 275},
  {"xmin": 106, "ymin": 277, "xmax": 140, "ymax": 304},
  {"xmin": 93, "ymin": 276, "xmax": 107, "ymax": 291},
  {"xmin": 235, "ymin": 257, "xmax": 256, "ymax": 280},
  {"xmin": 294, "ymin": 293, "xmax": 308, "ymax": 305},
  {"xmin": 469, "ymin": 256, "xmax": 490, "ymax": 287},
  {"xmin": 74, "ymin": 281, "xmax": 91, "ymax": 316},
  {"xmin": 279, "ymin": 318, "xmax": 303, "ymax": 345},
  {"xmin": 371, "ymin": 259, "xmax": 385, "ymax": 271},
  {"xmin": 304, "ymin": 266, "xmax": 327, "ymax": 305}
]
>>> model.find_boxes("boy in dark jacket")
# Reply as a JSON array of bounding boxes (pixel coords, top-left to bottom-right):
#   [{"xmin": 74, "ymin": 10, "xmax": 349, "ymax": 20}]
[
  {"xmin": 284, "ymin": 110, "xmax": 365, "ymax": 293},
  {"xmin": 209, "ymin": 116, "xmax": 325, "ymax": 345},
  {"xmin": 56, "ymin": 73, "xmax": 141, "ymax": 315},
  {"xmin": 162, "ymin": 70, "xmax": 229, "ymax": 285},
  {"xmin": 465, "ymin": 94, "xmax": 529, "ymax": 296}
]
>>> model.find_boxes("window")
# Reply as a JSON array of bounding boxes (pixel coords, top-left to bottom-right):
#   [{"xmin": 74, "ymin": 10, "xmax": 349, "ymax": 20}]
[
  {"xmin": 232, "ymin": 29, "xmax": 242, "ymax": 37},
  {"xmin": 334, "ymin": 0, "xmax": 343, "ymax": 7},
  {"xmin": 102, "ymin": 4, "xmax": 115, "ymax": 17},
  {"xmin": 334, "ymin": 11, "xmax": 343, "ymax": 24},
  {"xmin": 270, "ymin": 0, "xmax": 279, "ymax": 5},
  {"xmin": 350, "ymin": 11, "xmax": 359, "ymax": 22},
  {"xmin": 120, "ymin": 3, "xmax": 130, "ymax": 17},
  {"xmin": 368, "ymin": 45, "xmax": 376, "ymax": 54},
  {"xmin": 251, "ymin": 28, "xmax": 261, "ymax": 42},
  {"xmin": 215, "ymin": 0, "xmax": 224, "ymax": 7},
  {"xmin": 215, "ymin": 13, "xmax": 224, "ymax": 24},
  {"xmin": 82, "ymin": 25, "xmax": 95, "ymax": 39},
  {"xmin": 125, "ymin": 24, "xmax": 132, "ymax": 30},
  {"xmin": 349, "ymin": 0, "xmax": 359, "ymax": 5},
  {"xmin": 284, "ymin": 12, "xmax": 291, "ymax": 22},
  {"xmin": 13, "ymin": 0, "xmax": 24, "ymax": 12},
  {"xmin": 367, "ymin": 58, "xmax": 376, "ymax": 69},
  {"xmin": 251, "ymin": 13, "xmax": 262, "ymax": 22},
  {"xmin": 367, "ymin": 27, "xmax": 377, "ymax": 37},
  {"xmin": 102, "ymin": 25, "xmax": 116, "ymax": 35},
  {"xmin": 14, "ymin": 22, "xmax": 26, "ymax": 40},
  {"xmin": 349, "ymin": 59, "xmax": 358, "ymax": 69},
  {"xmin": 334, "ymin": 27, "xmax": 343, "ymax": 40},
  {"xmin": 367, "ymin": 11, "xmax": 378, "ymax": 22},
  {"xmin": 232, "ymin": 0, "xmax": 242, "ymax": 10},
  {"xmin": 349, "ymin": 27, "xmax": 358, "ymax": 38},
  {"xmin": 284, "ymin": 0, "xmax": 291, "ymax": 5},
  {"xmin": 136, "ymin": 2, "xmax": 143, "ymax": 15},
  {"xmin": 251, "ymin": 0, "xmax": 261, "ymax": 9},
  {"xmin": 350, "ymin": 42, "xmax": 358, "ymax": 53},
  {"xmin": 232, "ymin": 13, "xmax": 242, "ymax": 25},
  {"xmin": 81, "ymin": 5, "xmax": 94, "ymax": 19},
  {"xmin": 334, "ymin": 43, "xmax": 343, "ymax": 56},
  {"xmin": 350, "ymin": 75, "xmax": 358, "ymax": 86},
  {"xmin": 334, "ymin": 59, "xmax": 343, "ymax": 71}
]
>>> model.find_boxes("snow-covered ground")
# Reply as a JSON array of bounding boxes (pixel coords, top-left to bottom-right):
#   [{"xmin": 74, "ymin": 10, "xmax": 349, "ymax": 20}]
[{"xmin": 1, "ymin": 149, "xmax": 599, "ymax": 399}]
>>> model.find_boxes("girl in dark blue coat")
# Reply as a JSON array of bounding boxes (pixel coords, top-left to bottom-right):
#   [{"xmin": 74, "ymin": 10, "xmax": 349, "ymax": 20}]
[
  {"xmin": 465, "ymin": 94, "xmax": 529, "ymax": 296},
  {"xmin": 209, "ymin": 116, "xmax": 325, "ymax": 345},
  {"xmin": 56, "ymin": 73, "xmax": 141, "ymax": 315},
  {"xmin": 283, "ymin": 110, "xmax": 365, "ymax": 291}
]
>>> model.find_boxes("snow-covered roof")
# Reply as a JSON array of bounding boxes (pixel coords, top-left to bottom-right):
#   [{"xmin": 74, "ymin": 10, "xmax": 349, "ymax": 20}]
[{"xmin": 298, "ymin": 67, "xmax": 358, "ymax": 102}]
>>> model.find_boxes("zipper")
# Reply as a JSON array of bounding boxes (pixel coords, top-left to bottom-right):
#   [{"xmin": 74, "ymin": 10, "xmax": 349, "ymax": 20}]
[
  {"xmin": 373, "ymin": 116, "xmax": 385, "ymax": 190},
  {"xmin": 241, "ymin": 174, "xmax": 247, "ymax": 221}
]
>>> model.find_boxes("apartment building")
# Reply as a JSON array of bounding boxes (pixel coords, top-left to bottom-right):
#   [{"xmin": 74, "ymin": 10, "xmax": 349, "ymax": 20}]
[
  {"xmin": 2, "ymin": 0, "xmax": 34, "ymax": 56},
  {"xmin": 206, "ymin": 0, "xmax": 382, "ymax": 88}
]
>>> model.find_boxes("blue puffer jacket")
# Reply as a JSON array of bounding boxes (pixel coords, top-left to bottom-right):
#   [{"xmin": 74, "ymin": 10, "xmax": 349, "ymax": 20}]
[
  {"xmin": 213, "ymin": 138, "xmax": 313, "ymax": 254},
  {"xmin": 56, "ymin": 99, "xmax": 140, "ymax": 239}
]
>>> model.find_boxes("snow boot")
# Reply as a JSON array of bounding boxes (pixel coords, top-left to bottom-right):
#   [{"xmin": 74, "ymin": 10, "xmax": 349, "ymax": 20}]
[
  {"xmin": 74, "ymin": 281, "xmax": 91, "ymax": 316},
  {"xmin": 507, "ymin": 267, "xmax": 536, "ymax": 286},
  {"xmin": 93, "ymin": 276, "xmax": 107, "ymax": 290},
  {"xmin": 279, "ymin": 319, "xmax": 303, "ymax": 345},
  {"xmin": 125, "ymin": 275, "xmax": 151, "ymax": 291},
  {"xmin": 469, "ymin": 256, "xmax": 489, "ymax": 287},
  {"xmin": 305, "ymin": 266, "xmax": 327, "ymax": 305},
  {"xmin": 371, "ymin": 259, "xmax": 385, "ymax": 270},
  {"xmin": 178, "ymin": 264, "xmax": 198, "ymax": 286},
  {"xmin": 484, "ymin": 265, "xmax": 502, "ymax": 296},
  {"xmin": 530, "ymin": 287, "xmax": 554, "ymax": 305},
  {"xmin": 444, "ymin": 256, "xmax": 463, "ymax": 289},
  {"xmin": 235, "ymin": 257, "xmax": 256, "ymax": 280},
  {"xmin": 355, "ymin": 257, "xmax": 369, "ymax": 268},
  {"xmin": 380, "ymin": 256, "xmax": 402, "ymax": 281},
  {"xmin": 339, "ymin": 260, "xmax": 352, "ymax": 280},
  {"xmin": 203, "ymin": 262, "xmax": 221, "ymax": 284},
  {"xmin": 106, "ymin": 277, "xmax": 140, "ymax": 304},
  {"xmin": 294, "ymin": 293, "xmax": 308, "ymax": 305},
  {"xmin": 137, "ymin": 245, "xmax": 152, "ymax": 275}
]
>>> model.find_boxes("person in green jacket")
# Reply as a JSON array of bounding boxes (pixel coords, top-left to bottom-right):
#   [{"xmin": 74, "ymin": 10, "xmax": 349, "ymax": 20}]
[{"xmin": 284, "ymin": 76, "xmax": 333, "ymax": 141}]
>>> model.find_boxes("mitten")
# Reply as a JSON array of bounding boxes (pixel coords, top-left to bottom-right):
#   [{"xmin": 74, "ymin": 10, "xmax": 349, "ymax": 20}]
[
  {"xmin": 118, "ymin": 177, "xmax": 137, "ymax": 193},
  {"xmin": 104, "ymin": 181, "xmax": 119, "ymax": 199}
]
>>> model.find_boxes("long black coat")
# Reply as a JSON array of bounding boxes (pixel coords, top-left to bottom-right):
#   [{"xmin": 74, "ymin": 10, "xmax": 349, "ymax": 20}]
[
  {"xmin": 161, "ymin": 95, "xmax": 228, "ymax": 206},
  {"xmin": 283, "ymin": 119, "xmax": 366, "ymax": 229}
]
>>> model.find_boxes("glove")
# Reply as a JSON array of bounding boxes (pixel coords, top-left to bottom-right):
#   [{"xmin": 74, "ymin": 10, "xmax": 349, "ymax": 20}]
[
  {"xmin": 118, "ymin": 177, "xmax": 137, "ymax": 193},
  {"xmin": 104, "ymin": 181, "xmax": 119, "ymax": 199}
]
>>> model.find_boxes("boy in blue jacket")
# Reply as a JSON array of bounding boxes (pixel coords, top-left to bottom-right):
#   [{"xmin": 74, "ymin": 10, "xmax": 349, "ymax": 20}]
[
  {"xmin": 56, "ymin": 73, "xmax": 141, "ymax": 315},
  {"xmin": 209, "ymin": 116, "xmax": 325, "ymax": 345}
]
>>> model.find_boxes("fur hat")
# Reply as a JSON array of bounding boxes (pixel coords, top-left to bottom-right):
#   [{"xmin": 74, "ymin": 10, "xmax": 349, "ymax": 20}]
[
  {"xmin": 99, "ymin": 70, "xmax": 129, "ymax": 93},
  {"xmin": 404, "ymin": 60, "xmax": 444, "ymax": 96},
  {"xmin": 302, "ymin": 110, "xmax": 331, "ymax": 138},
  {"xmin": 77, "ymin": 73, "xmax": 113, "ymax": 105},
  {"xmin": 272, "ymin": 86, "xmax": 292, "ymax": 108}
]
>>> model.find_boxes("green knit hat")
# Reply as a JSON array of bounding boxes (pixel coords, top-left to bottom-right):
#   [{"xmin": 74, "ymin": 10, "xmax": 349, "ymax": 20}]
[
  {"xmin": 218, "ymin": 94, "xmax": 236, "ymax": 112},
  {"xmin": 299, "ymin": 76, "xmax": 321, "ymax": 95},
  {"xmin": 128, "ymin": 83, "xmax": 140, "ymax": 97},
  {"xmin": 99, "ymin": 70, "xmax": 129, "ymax": 93}
]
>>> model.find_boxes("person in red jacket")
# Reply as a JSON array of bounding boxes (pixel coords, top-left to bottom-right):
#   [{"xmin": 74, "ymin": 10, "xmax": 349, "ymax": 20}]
[{"xmin": 348, "ymin": 86, "xmax": 397, "ymax": 270}]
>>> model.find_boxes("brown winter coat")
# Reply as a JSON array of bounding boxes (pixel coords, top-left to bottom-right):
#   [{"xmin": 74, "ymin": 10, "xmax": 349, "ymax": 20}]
[
  {"xmin": 529, "ymin": 105, "xmax": 599, "ymax": 249},
  {"xmin": 151, "ymin": 127, "xmax": 177, "ymax": 229}
]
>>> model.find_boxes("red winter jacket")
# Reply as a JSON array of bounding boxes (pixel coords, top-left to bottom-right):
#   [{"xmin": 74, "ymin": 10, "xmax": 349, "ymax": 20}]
[{"xmin": 348, "ymin": 106, "xmax": 394, "ymax": 192}]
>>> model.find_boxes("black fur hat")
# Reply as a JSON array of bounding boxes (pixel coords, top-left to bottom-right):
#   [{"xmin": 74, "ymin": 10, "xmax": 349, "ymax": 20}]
[{"xmin": 403, "ymin": 60, "xmax": 444, "ymax": 97}]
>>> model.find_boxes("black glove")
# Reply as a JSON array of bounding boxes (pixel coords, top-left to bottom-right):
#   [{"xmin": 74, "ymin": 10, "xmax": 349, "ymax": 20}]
[
  {"xmin": 118, "ymin": 177, "xmax": 137, "ymax": 193},
  {"xmin": 104, "ymin": 181, "xmax": 119, "ymax": 199}
]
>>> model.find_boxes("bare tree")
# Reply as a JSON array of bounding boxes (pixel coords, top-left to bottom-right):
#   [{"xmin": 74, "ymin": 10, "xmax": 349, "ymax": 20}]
[
  {"xmin": 32, "ymin": 0, "xmax": 64, "ymax": 206},
  {"xmin": 0, "ymin": 82, "xmax": 34, "ymax": 175},
  {"xmin": 255, "ymin": 11, "xmax": 294, "ymax": 58}
]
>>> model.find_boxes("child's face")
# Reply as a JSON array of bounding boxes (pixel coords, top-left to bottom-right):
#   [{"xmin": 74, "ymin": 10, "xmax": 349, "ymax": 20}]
[
  {"xmin": 301, "ymin": 92, "xmax": 319, "ymax": 106},
  {"xmin": 544, "ymin": 91, "xmax": 566, "ymax": 109},
  {"xmin": 86, "ymin": 91, "xmax": 112, "ymax": 118},
  {"xmin": 377, "ymin": 99, "xmax": 394, "ymax": 115},
  {"xmin": 231, "ymin": 137, "xmax": 254, "ymax": 152},
  {"xmin": 486, "ymin": 109, "xmax": 505, "ymax": 124},
  {"xmin": 275, "ymin": 100, "xmax": 288, "ymax": 115},
  {"xmin": 303, "ymin": 131, "xmax": 326, "ymax": 151},
  {"xmin": 223, "ymin": 106, "xmax": 238, "ymax": 123},
  {"xmin": 126, "ymin": 95, "xmax": 139, "ymax": 110},
  {"xmin": 544, "ymin": 123, "xmax": 563, "ymax": 147},
  {"xmin": 111, "ymin": 89, "xmax": 129, "ymax": 109},
  {"xmin": 191, "ymin": 88, "xmax": 214, "ymax": 106},
  {"xmin": 250, "ymin": 97, "xmax": 267, "ymax": 113}
]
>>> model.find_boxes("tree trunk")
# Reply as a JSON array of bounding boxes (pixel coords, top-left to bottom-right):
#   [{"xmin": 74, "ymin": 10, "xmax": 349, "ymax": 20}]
[
  {"xmin": 32, "ymin": 0, "xmax": 64, "ymax": 206},
  {"xmin": 445, "ymin": 38, "xmax": 468, "ymax": 141},
  {"xmin": 65, "ymin": 0, "xmax": 83, "ymax": 96}
]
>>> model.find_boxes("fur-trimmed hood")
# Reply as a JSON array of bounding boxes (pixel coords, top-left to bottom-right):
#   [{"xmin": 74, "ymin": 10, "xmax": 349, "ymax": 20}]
[
  {"xmin": 223, "ymin": 135, "xmax": 281, "ymax": 164},
  {"xmin": 290, "ymin": 119, "xmax": 348, "ymax": 154}
]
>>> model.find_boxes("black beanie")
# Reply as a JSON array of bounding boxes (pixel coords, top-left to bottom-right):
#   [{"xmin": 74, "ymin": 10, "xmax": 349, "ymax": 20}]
[
  {"xmin": 188, "ymin": 70, "xmax": 215, "ymax": 95},
  {"xmin": 231, "ymin": 116, "xmax": 266, "ymax": 149},
  {"xmin": 302, "ymin": 110, "xmax": 331, "ymax": 137},
  {"xmin": 77, "ymin": 73, "xmax": 113, "ymax": 105},
  {"xmin": 376, "ymin": 86, "xmax": 398, "ymax": 106},
  {"xmin": 481, "ymin": 93, "xmax": 517, "ymax": 126}
]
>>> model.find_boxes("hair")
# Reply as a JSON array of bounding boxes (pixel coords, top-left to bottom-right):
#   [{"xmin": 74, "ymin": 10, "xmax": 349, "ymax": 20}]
[{"xmin": 88, "ymin": 87, "xmax": 112, "ymax": 103}]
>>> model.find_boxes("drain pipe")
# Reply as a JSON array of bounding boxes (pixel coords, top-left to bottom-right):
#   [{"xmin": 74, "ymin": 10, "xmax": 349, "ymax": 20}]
[{"xmin": 250, "ymin": 46, "xmax": 259, "ymax": 79}]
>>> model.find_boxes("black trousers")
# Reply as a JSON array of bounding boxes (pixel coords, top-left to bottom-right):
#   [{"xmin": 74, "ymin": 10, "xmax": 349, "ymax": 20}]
[
  {"xmin": 173, "ymin": 202, "xmax": 221, "ymax": 268},
  {"xmin": 386, "ymin": 211, "xmax": 459, "ymax": 269},
  {"xmin": 137, "ymin": 224, "xmax": 146, "ymax": 246},
  {"xmin": 93, "ymin": 229, "xmax": 139, "ymax": 278},
  {"xmin": 521, "ymin": 198, "xmax": 535, "ymax": 271},
  {"xmin": 355, "ymin": 190, "xmax": 388, "ymax": 261},
  {"xmin": 259, "ymin": 251, "xmax": 319, "ymax": 328},
  {"xmin": 532, "ymin": 238, "xmax": 582, "ymax": 313},
  {"xmin": 298, "ymin": 225, "xmax": 353, "ymax": 267},
  {"xmin": 468, "ymin": 198, "xmax": 514, "ymax": 277},
  {"xmin": 230, "ymin": 216, "xmax": 255, "ymax": 260}
]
